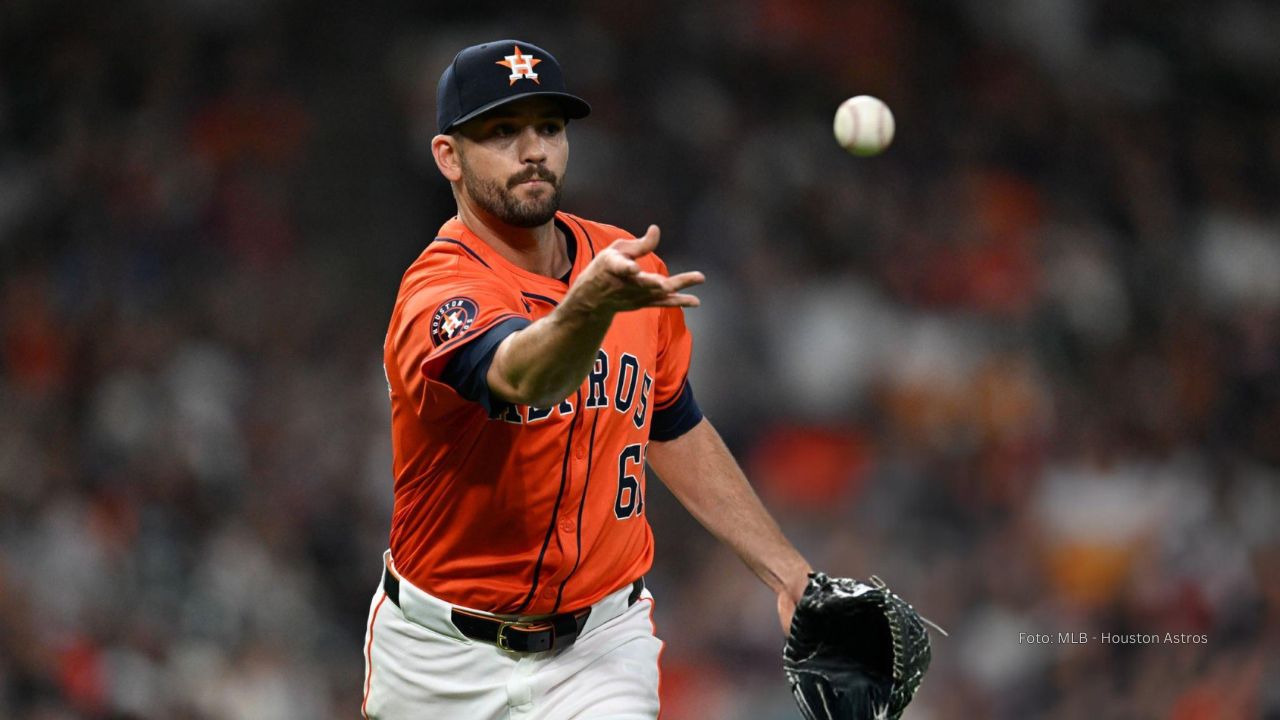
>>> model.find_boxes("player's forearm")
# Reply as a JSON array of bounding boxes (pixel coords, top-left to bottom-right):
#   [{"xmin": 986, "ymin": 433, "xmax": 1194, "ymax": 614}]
[
  {"xmin": 487, "ymin": 299, "xmax": 614, "ymax": 407},
  {"xmin": 648, "ymin": 419, "xmax": 811, "ymax": 597}
]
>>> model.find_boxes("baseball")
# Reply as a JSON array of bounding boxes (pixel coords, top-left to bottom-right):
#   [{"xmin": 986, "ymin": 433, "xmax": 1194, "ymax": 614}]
[{"xmin": 834, "ymin": 95, "xmax": 895, "ymax": 156}]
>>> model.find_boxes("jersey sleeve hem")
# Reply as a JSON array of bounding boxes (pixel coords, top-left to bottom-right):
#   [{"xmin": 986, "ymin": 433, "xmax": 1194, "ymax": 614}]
[{"xmin": 649, "ymin": 379, "xmax": 704, "ymax": 441}]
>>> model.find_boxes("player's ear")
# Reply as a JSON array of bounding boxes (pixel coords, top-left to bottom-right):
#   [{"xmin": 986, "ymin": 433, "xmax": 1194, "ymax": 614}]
[{"xmin": 431, "ymin": 134, "xmax": 464, "ymax": 183}]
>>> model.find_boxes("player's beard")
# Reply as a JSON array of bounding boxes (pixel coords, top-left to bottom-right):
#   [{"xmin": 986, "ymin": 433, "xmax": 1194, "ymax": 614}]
[{"xmin": 461, "ymin": 161, "xmax": 562, "ymax": 228}]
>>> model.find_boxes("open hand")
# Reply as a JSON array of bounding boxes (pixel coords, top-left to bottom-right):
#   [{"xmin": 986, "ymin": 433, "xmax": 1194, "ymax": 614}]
[{"xmin": 568, "ymin": 225, "xmax": 705, "ymax": 314}]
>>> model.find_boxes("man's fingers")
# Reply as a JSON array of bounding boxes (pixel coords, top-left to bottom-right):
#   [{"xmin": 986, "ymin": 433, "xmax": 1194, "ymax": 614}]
[
  {"xmin": 611, "ymin": 225, "xmax": 660, "ymax": 259},
  {"xmin": 630, "ymin": 271, "xmax": 667, "ymax": 289},
  {"xmin": 649, "ymin": 293, "xmax": 701, "ymax": 308},
  {"xmin": 633, "ymin": 270, "xmax": 705, "ymax": 293},
  {"xmin": 665, "ymin": 271, "xmax": 706, "ymax": 291},
  {"xmin": 586, "ymin": 239, "xmax": 705, "ymax": 310},
  {"xmin": 603, "ymin": 253, "xmax": 642, "ymax": 277}
]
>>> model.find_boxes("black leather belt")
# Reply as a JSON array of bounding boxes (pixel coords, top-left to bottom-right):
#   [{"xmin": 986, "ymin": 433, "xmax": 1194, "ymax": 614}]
[{"xmin": 382, "ymin": 571, "xmax": 644, "ymax": 653}]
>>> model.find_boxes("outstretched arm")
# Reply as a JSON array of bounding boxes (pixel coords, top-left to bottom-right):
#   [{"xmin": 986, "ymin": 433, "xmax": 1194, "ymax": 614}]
[
  {"xmin": 647, "ymin": 417, "xmax": 812, "ymax": 634},
  {"xmin": 486, "ymin": 225, "xmax": 704, "ymax": 407}
]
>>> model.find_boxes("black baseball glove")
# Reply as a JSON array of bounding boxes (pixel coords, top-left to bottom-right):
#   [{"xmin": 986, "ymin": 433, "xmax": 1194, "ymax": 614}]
[{"xmin": 783, "ymin": 573, "xmax": 939, "ymax": 720}]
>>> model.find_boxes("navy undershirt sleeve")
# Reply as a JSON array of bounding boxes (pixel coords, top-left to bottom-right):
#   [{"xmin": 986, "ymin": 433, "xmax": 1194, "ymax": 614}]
[
  {"xmin": 440, "ymin": 316, "xmax": 532, "ymax": 415},
  {"xmin": 649, "ymin": 379, "xmax": 704, "ymax": 441}
]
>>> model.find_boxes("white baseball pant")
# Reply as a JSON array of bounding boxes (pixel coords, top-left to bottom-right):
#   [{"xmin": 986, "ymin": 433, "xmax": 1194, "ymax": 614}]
[{"xmin": 361, "ymin": 552, "xmax": 663, "ymax": 719}]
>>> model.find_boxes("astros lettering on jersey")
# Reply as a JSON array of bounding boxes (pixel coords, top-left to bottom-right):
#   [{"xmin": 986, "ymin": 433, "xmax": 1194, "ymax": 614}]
[{"xmin": 383, "ymin": 211, "xmax": 694, "ymax": 616}]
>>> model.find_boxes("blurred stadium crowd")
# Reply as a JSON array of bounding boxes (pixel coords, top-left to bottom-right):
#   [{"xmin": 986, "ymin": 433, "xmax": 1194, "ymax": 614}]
[{"xmin": 2, "ymin": 0, "xmax": 1278, "ymax": 718}]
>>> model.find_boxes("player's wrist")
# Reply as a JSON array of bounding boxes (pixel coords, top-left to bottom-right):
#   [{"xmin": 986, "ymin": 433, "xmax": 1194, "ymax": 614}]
[{"xmin": 767, "ymin": 558, "xmax": 813, "ymax": 600}]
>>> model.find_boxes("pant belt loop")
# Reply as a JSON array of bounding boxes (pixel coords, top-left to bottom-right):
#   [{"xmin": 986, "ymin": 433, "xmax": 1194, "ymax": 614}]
[
  {"xmin": 382, "ymin": 565, "xmax": 402, "ymax": 607},
  {"xmin": 627, "ymin": 578, "xmax": 644, "ymax": 606}
]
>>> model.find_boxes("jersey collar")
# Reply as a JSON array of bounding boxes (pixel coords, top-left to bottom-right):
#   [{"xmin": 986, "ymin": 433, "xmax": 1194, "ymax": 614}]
[{"xmin": 439, "ymin": 212, "xmax": 587, "ymax": 292}]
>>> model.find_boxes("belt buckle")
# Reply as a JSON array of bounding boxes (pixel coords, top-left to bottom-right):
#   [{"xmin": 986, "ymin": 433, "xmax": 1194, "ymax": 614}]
[{"xmin": 495, "ymin": 620, "xmax": 516, "ymax": 651}]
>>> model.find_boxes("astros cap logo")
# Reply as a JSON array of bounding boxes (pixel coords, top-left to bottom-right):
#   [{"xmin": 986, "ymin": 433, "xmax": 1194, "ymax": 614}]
[{"xmin": 496, "ymin": 46, "xmax": 542, "ymax": 86}]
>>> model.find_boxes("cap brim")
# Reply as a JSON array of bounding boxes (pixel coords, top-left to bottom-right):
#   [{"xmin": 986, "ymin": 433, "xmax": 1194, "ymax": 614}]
[{"xmin": 444, "ymin": 91, "xmax": 591, "ymax": 133}]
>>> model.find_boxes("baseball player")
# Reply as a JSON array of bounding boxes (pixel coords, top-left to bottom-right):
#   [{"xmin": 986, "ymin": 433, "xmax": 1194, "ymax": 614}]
[{"xmin": 363, "ymin": 39, "xmax": 812, "ymax": 719}]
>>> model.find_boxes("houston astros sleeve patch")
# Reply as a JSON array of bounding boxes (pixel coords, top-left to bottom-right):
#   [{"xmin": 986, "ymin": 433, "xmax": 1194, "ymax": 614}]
[{"xmin": 430, "ymin": 297, "xmax": 479, "ymax": 346}]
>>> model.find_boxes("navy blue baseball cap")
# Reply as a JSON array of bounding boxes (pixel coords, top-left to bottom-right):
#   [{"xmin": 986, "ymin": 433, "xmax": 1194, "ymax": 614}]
[{"xmin": 436, "ymin": 39, "xmax": 591, "ymax": 134}]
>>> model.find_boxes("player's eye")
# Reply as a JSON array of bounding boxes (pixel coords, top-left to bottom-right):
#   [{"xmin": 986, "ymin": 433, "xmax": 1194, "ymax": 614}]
[
  {"xmin": 491, "ymin": 123, "xmax": 517, "ymax": 137},
  {"xmin": 541, "ymin": 122, "xmax": 564, "ymax": 136}
]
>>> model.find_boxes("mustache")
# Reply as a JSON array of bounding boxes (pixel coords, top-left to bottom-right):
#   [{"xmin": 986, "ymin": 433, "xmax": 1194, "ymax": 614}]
[{"xmin": 507, "ymin": 166, "xmax": 558, "ymax": 188}]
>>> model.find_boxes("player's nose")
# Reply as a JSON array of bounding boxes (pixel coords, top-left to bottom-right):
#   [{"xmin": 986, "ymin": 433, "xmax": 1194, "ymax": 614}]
[{"xmin": 516, "ymin": 125, "xmax": 548, "ymax": 163}]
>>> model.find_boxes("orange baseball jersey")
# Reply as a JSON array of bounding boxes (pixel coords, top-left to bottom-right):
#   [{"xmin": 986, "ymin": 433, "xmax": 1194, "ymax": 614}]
[{"xmin": 383, "ymin": 211, "xmax": 701, "ymax": 616}]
